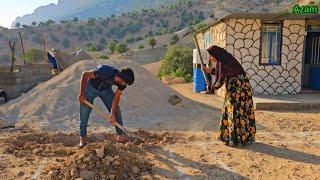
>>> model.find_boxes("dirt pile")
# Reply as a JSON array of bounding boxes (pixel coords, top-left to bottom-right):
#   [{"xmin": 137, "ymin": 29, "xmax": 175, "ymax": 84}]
[
  {"xmin": 0, "ymin": 59, "xmax": 218, "ymax": 132},
  {"xmin": 2, "ymin": 130, "xmax": 183, "ymax": 179}
]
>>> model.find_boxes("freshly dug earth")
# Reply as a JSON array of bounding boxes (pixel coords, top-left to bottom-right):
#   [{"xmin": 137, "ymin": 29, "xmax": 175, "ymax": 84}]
[{"xmin": 0, "ymin": 59, "xmax": 218, "ymax": 132}]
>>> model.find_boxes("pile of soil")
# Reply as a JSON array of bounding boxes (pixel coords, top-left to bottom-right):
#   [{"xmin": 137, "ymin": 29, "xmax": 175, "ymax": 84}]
[{"xmin": 0, "ymin": 59, "xmax": 218, "ymax": 132}]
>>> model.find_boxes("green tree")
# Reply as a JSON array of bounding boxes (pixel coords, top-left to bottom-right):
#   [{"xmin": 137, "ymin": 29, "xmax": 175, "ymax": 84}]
[
  {"xmin": 62, "ymin": 38, "xmax": 70, "ymax": 48},
  {"xmin": 15, "ymin": 22, "xmax": 21, "ymax": 28},
  {"xmin": 108, "ymin": 41, "xmax": 117, "ymax": 53},
  {"xmin": 23, "ymin": 49, "xmax": 45, "ymax": 63},
  {"xmin": 115, "ymin": 43, "xmax": 128, "ymax": 54},
  {"xmin": 158, "ymin": 45, "xmax": 193, "ymax": 82},
  {"xmin": 88, "ymin": 17, "xmax": 95, "ymax": 26},
  {"xmin": 45, "ymin": 19, "xmax": 55, "ymax": 26},
  {"xmin": 72, "ymin": 17, "xmax": 79, "ymax": 23},
  {"xmin": 32, "ymin": 21, "xmax": 37, "ymax": 26},
  {"xmin": 137, "ymin": 45, "xmax": 144, "ymax": 49},
  {"xmin": 147, "ymin": 37, "xmax": 156, "ymax": 48},
  {"xmin": 86, "ymin": 44, "xmax": 98, "ymax": 51}
]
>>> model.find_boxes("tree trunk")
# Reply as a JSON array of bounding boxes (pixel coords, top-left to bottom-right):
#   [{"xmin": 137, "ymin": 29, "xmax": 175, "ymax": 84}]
[{"xmin": 9, "ymin": 40, "xmax": 16, "ymax": 72}]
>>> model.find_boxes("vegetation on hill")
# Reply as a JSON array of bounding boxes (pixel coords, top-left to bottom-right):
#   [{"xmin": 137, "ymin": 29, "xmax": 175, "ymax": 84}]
[{"xmin": 158, "ymin": 45, "xmax": 193, "ymax": 82}]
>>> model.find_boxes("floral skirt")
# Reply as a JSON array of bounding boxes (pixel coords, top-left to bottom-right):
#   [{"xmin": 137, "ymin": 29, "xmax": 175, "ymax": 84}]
[{"xmin": 219, "ymin": 75, "xmax": 256, "ymax": 147}]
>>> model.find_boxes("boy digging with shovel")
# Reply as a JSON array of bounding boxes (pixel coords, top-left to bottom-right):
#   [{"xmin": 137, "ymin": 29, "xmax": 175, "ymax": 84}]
[{"xmin": 78, "ymin": 64, "xmax": 134, "ymax": 147}]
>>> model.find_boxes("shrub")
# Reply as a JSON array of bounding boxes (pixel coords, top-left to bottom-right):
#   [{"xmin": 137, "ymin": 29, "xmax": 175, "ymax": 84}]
[
  {"xmin": 62, "ymin": 38, "xmax": 70, "ymax": 48},
  {"xmin": 158, "ymin": 45, "xmax": 193, "ymax": 82},
  {"xmin": 23, "ymin": 49, "xmax": 45, "ymax": 63},
  {"xmin": 86, "ymin": 44, "xmax": 98, "ymax": 51},
  {"xmin": 115, "ymin": 43, "xmax": 128, "ymax": 54},
  {"xmin": 108, "ymin": 41, "xmax": 117, "ymax": 53},
  {"xmin": 147, "ymin": 37, "xmax": 156, "ymax": 48},
  {"xmin": 98, "ymin": 54, "xmax": 109, "ymax": 59},
  {"xmin": 88, "ymin": 17, "xmax": 95, "ymax": 26},
  {"xmin": 137, "ymin": 45, "xmax": 144, "ymax": 49},
  {"xmin": 32, "ymin": 21, "xmax": 37, "ymax": 26},
  {"xmin": 15, "ymin": 22, "xmax": 21, "ymax": 28},
  {"xmin": 72, "ymin": 17, "xmax": 79, "ymax": 23},
  {"xmin": 135, "ymin": 36, "xmax": 143, "ymax": 41}
]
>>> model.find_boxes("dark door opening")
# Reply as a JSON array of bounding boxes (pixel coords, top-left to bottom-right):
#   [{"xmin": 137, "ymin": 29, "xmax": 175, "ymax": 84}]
[{"xmin": 302, "ymin": 32, "xmax": 320, "ymax": 93}]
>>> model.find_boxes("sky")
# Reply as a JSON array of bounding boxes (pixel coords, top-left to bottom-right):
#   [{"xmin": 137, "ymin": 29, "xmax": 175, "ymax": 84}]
[{"xmin": 0, "ymin": 0, "xmax": 58, "ymax": 28}]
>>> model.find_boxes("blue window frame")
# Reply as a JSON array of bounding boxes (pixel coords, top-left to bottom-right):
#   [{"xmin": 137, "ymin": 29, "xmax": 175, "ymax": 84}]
[{"xmin": 260, "ymin": 23, "xmax": 282, "ymax": 65}]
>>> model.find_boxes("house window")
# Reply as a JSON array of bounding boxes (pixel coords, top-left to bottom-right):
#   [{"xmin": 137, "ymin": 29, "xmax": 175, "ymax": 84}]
[
  {"xmin": 260, "ymin": 22, "xmax": 282, "ymax": 65},
  {"xmin": 204, "ymin": 32, "xmax": 212, "ymax": 49}
]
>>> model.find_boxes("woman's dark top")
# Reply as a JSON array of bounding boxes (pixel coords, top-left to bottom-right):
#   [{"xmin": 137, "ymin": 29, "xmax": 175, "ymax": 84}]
[{"xmin": 207, "ymin": 46, "xmax": 245, "ymax": 88}]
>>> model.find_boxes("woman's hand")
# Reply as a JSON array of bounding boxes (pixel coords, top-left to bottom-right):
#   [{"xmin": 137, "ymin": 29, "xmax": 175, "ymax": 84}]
[{"xmin": 202, "ymin": 67, "xmax": 212, "ymax": 74}]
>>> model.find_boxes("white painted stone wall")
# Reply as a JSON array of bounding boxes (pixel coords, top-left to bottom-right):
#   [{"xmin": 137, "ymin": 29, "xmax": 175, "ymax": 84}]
[{"xmin": 225, "ymin": 18, "xmax": 305, "ymax": 95}]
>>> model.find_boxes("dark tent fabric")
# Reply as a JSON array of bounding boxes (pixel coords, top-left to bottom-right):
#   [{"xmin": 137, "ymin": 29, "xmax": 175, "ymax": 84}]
[{"xmin": 53, "ymin": 49, "xmax": 92, "ymax": 72}]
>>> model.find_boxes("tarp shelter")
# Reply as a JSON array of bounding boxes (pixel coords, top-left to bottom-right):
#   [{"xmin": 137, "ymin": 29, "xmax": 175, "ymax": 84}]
[{"xmin": 53, "ymin": 49, "xmax": 92, "ymax": 72}]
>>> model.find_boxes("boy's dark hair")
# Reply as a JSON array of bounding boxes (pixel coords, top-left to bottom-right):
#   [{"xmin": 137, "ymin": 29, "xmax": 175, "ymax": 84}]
[{"xmin": 118, "ymin": 68, "xmax": 134, "ymax": 85}]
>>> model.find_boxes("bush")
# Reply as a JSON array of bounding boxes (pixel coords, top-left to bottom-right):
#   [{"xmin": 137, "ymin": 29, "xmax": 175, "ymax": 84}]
[
  {"xmin": 108, "ymin": 41, "xmax": 117, "ymax": 53},
  {"xmin": 137, "ymin": 45, "xmax": 144, "ymax": 49},
  {"xmin": 88, "ymin": 17, "xmax": 95, "ymax": 26},
  {"xmin": 86, "ymin": 44, "xmax": 98, "ymax": 51},
  {"xmin": 98, "ymin": 54, "xmax": 109, "ymax": 59},
  {"xmin": 62, "ymin": 38, "xmax": 70, "ymax": 48},
  {"xmin": 23, "ymin": 49, "xmax": 45, "ymax": 63},
  {"xmin": 72, "ymin": 17, "xmax": 79, "ymax": 23},
  {"xmin": 147, "ymin": 37, "xmax": 156, "ymax": 48},
  {"xmin": 135, "ymin": 36, "xmax": 143, "ymax": 41},
  {"xmin": 115, "ymin": 43, "xmax": 128, "ymax": 54},
  {"xmin": 158, "ymin": 45, "xmax": 193, "ymax": 82}
]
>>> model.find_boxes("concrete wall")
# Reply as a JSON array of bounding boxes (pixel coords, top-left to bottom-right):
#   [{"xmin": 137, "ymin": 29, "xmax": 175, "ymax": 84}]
[
  {"xmin": 0, "ymin": 64, "xmax": 53, "ymax": 99},
  {"xmin": 225, "ymin": 18, "xmax": 305, "ymax": 95}
]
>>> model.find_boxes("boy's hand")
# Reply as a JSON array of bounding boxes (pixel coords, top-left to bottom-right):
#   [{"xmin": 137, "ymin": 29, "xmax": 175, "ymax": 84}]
[
  {"xmin": 78, "ymin": 94, "xmax": 86, "ymax": 104},
  {"xmin": 202, "ymin": 67, "xmax": 212, "ymax": 74},
  {"xmin": 108, "ymin": 113, "xmax": 116, "ymax": 126}
]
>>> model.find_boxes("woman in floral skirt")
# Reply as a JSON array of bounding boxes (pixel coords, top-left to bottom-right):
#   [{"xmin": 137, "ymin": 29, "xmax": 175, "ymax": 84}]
[{"xmin": 203, "ymin": 45, "xmax": 256, "ymax": 147}]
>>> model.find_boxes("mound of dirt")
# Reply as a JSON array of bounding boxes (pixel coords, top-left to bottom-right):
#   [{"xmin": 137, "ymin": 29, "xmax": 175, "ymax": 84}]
[{"xmin": 0, "ymin": 59, "xmax": 218, "ymax": 132}]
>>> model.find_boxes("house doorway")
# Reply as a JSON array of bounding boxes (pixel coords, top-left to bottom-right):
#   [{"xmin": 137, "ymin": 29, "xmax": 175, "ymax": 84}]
[{"xmin": 302, "ymin": 31, "xmax": 320, "ymax": 93}]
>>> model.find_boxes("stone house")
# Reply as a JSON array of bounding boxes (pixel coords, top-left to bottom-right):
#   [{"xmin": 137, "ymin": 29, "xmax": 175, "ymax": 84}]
[{"xmin": 194, "ymin": 12, "xmax": 320, "ymax": 95}]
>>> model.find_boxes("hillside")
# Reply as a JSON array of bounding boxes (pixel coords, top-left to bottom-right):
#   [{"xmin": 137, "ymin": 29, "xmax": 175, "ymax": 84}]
[
  {"xmin": 12, "ymin": 0, "xmax": 176, "ymax": 28},
  {"xmin": 0, "ymin": 0, "xmax": 295, "ymax": 66}
]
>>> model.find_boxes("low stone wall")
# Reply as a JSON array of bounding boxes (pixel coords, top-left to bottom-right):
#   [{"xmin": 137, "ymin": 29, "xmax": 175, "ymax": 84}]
[{"xmin": 0, "ymin": 64, "xmax": 53, "ymax": 99}]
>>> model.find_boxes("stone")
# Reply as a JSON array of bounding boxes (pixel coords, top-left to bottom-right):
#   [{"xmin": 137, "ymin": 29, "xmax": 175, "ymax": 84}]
[
  {"xmin": 260, "ymin": 81, "xmax": 269, "ymax": 90},
  {"xmin": 287, "ymin": 60, "xmax": 299, "ymax": 71},
  {"xmin": 168, "ymin": 95, "xmax": 182, "ymax": 105},
  {"xmin": 271, "ymin": 82, "xmax": 280, "ymax": 90},
  {"xmin": 244, "ymin": 39, "xmax": 254, "ymax": 48},
  {"xmin": 283, "ymin": 36, "xmax": 290, "ymax": 45},
  {"xmin": 283, "ymin": 20, "xmax": 291, "ymax": 28},
  {"xmin": 288, "ymin": 51, "xmax": 298, "ymax": 60},
  {"xmin": 296, "ymin": 63, "xmax": 302, "ymax": 72},
  {"xmin": 275, "ymin": 86, "xmax": 285, "ymax": 94},
  {"xmin": 246, "ymin": 19, "xmax": 255, "ymax": 25},
  {"xmin": 240, "ymin": 48, "xmax": 249, "ymax": 58},
  {"xmin": 252, "ymin": 21, "xmax": 260, "ymax": 31},
  {"xmin": 265, "ymin": 76, "xmax": 275, "ymax": 84},
  {"xmin": 282, "ymin": 82, "xmax": 291, "ymax": 89},
  {"xmin": 242, "ymin": 55, "xmax": 253, "ymax": 63},
  {"xmin": 249, "ymin": 47, "xmax": 259, "ymax": 57},
  {"xmin": 234, "ymin": 33, "xmax": 245, "ymax": 39},
  {"xmin": 95, "ymin": 148, "xmax": 104, "ymax": 158},
  {"xmin": 253, "ymin": 55, "xmax": 260, "ymax": 65},
  {"xmin": 292, "ymin": 82, "xmax": 300, "ymax": 89},
  {"xmin": 289, "ymin": 68, "xmax": 299, "ymax": 77},
  {"xmin": 252, "ymin": 40, "xmax": 259, "ymax": 49},
  {"xmin": 287, "ymin": 76, "xmax": 295, "ymax": 83},
  {"xmin": 104, "ymin": 156, "xmax": 114, "ymax": 165},
  {"xmin": 235, "ymin": 22, "xmax": 244, "ymax": 32},
  {"xmin": 266, "ymin": 87, "xmax": 274, "ymax": 94},
  {"xmin": 277, "ymin": 77, "xmax": 286, "ymax": 85},
  {"xmin": 242, "ymin": 62, "xmax": 251, "ymax": 70},
  {"xmin": 245, "ymin": 31, "xmax": 254, "ymax": 39},
  {"xmin": 270, "ymin": 69, "xmax": 280, "ymax": 79},
  {"xmin": 172, "ymin": 77, "xmax": 186, "ymax": 84},
  {"xmin": 80, "ymin": 170, "xmax": 94, "ymax": 179},
  {"xmin": 251, "ymin": 75, "xmax": 263, "ymax": 83},
  {"xmin": 71, "ymin": 168, "xmax": 79, "ymax": 177},
  {"xmin": 228, "ymin": 19, "xmax": 236, "ymax": 28},
  {"xmin": 254, "ymin": 86, "xmax": 264, "ymax": 94},
  {"xmin": 17, "ymin": 171, "xmax": 25, "ymax": 177},
  {"xmin": 227, "ymin": 25, "xmax": 235, "ymax": 35},
  {"xmin": 234, "ymin": 39, "xmax": 244, "ymax": 49},
  {"xmin": 250, "ymin": 79, "xmax": 257, "ymax": 88},
  {"xmin": 297, "ymin": 44, "xmax": 304, "ymax": 53},
  {"xmin": 132, "ymin": 166, "xmax": 140, "ymax": 174},
  {"xmin": 283, "ymin": 27, "xmax": 290, "ymax": 37},
  {"xmin": 246, "ymin": 69, "xmax": 256, "ymax": 77},
  {"xmin": 234, "ymin": 49, "xmax": 241, "ymax": 60},
  {"xmin": 281, "ymin": 71, "xmax": 290, "ymax": 78},
  {"xmin": 299, "ymin": 28, "xmax": 305, "ymax": 36},
  {"xmin": 251, "ymin": 63, "xmax": 259, "ymax": 72},
  {"xmin": 226, "ymin": 45, "xmax": 234, "ymax": 54},
  {"xmin": 297, "ymin": 35, "xmax": 304, "ymax": 45},
  {"xmin": 286, "ymin": 86, "xmax": 294, "ymax": 93},
  {"xmin": 226, "ymin": 34, "xmax": 235, "ymax": 44},
  {"xmin": 257, "ymin": 69, "xmax": 268, "ymax": 77},
  {"xmin": 253, "ymin": 30, "xmax": 260, "ymax": 41},
  {"xmin": 289, "ymin": 33, "xmax": 299, "ymax": 43},
  {"xmin": 113, "ymin": 160, "xmax": 120, "ymax": 166},
  {"xmin": 242, "ymin": 25, "xmax": 252, "ymax": 34}
]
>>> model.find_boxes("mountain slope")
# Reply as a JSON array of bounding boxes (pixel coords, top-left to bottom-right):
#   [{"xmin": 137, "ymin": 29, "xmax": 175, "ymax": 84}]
[{"xmin": 12, "ymin": 0, "xmax": 176, "ymax": 28}]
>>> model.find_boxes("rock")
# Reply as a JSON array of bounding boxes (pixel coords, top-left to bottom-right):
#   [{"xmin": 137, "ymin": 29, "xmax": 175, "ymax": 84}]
[
  {"xmin": 171, "ymin": 77, "xmax": 186, "ymax": 84},
  {"xmin": 95, "ymin": 148, "xmax": 104, "ymax": 158},
  {"xmin": 108, "ymin": 174, "xmax": 116, "ymax": 179},
  {"xmin": 113, "ymin": 160, "xmax": 120, "ymax": 166},
  {"xmin": 17, "ymin": 171, "xmax": 25, "ymax": 176},
  {"xmin": 132, "ymin": 166, "xmax": 140, "ymax": 174},
  {"xmin": 70, "ymin": 168, "xmax": 79, "ymax": 177},
  {"xmin": 79, "ymin": 170, "xmax": 94, "ymax": 179},
  {"xmin": 168, "ymin": 95, "xmax": 182, "ymax": 105},
  {"xmin": 104, "ymin": 156, "xmax": 114, "ymax": 165}
]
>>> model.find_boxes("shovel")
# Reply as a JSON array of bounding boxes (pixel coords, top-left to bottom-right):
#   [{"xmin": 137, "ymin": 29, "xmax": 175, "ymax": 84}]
[{"xmin": 84, "ymin": 100, "xmax": 145, "ymax": 142}]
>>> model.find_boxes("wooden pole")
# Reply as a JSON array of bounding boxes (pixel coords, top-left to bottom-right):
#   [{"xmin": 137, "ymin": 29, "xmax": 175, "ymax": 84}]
[
  {"xmin": 40, "ymin": 30, "xmax": 49, "ymax": 63},
  {"xmin": 193, "ymin": 35, "xmax": 210, "ymax": 87},
  {"xmin": 9, "ymin": 40, "xmax": 16, "ymax": 72},
  {"xmin": 18, "ymin": 31, "xmax": 26, "ymax": 64}
]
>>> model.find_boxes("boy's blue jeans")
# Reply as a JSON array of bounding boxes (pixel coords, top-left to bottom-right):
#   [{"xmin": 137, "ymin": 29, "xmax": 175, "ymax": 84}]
[{"xmin": 79, "ymin": 82, "xmax": 124, "ymax": 137}]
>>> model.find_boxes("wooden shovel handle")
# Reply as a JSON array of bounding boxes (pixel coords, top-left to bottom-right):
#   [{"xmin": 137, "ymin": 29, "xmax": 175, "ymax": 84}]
[{"xmin": 84, "ymin": 100, "xmax": 127, "ymax": 133}]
